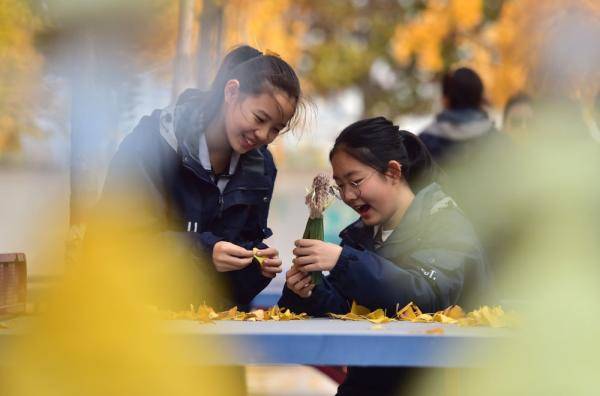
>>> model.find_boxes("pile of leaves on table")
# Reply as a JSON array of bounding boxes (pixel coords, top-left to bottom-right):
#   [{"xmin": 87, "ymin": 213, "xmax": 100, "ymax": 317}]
[
  {"xmin": 162, "ymin": 301, "xmax": 516, "ymax": 328},
  {"xmin": 162, "ymin": 305, "xmax": 307, "ymax": 323},
  {"xmin": 330, "ymin": 301, "xmax": 517, "ymax": 328}
]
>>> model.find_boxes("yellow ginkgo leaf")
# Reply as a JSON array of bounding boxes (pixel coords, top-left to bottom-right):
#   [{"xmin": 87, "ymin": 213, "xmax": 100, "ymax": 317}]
[
  {"xmin": 433, "ymin": 312, "xmax": 458, "ymax": 324},
  {"xmin": 397, "ymin": 302, "xmax": 423, "ymax": 321},
  {"xmin": 414, "ymin": 313, "xmax": 434, "ymax": 323},
  {"xmin": 198, "ymin": 304, "xmax": 217, "ymax": 323},
  {"xmin": 350, "ymin": 301, "xmax": 371, "ymax": 316},
  {"xmin": 366, "ymin": 309, "xmax": 395, "ymax": 324},
  {"xmin": 442, "ymin": 305, "xmax": 466, "ymax": 319},
  {"xmin": 252, "ymin": 248, "xmax": 266, "ymax": 267}
]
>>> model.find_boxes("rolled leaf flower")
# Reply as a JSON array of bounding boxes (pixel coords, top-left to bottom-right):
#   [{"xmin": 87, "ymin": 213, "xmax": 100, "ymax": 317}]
[{"xmin": 302, "ymin": 173, "xmax": 335, "ymax": 284}]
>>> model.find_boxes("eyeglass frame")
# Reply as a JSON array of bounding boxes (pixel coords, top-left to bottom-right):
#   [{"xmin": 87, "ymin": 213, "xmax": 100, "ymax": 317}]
[{"xmin": 331, "ymin": 170, "xmax": 378, "ymax": 200}]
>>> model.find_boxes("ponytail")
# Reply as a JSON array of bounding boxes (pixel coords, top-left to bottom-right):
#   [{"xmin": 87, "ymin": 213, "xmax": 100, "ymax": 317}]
[
  {"xmin": 398, "ymin": 130, "xmax": 437, "ymax": 192},
  {"xmin": 330, "ymin": 117, "xmax": 438, "ymax": 192}
]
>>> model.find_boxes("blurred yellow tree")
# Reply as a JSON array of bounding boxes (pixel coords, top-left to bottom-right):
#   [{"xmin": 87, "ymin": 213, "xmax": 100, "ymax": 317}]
[
  {"xmin": 0, "ymin": 0, "xmax": 42, "ymax": 153},
  {"xmin": 223, "ymin": 0, "xmax": 306, "ymax": 67},
  {"xmin": 392, "ymin": 0, "xmax": 600, "ymax": 106}
]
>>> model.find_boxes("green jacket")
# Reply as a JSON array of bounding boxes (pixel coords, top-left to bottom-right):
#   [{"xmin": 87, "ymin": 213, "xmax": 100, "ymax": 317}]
[{"xmin": 280, "ymin": 182, "xmax": 492, "ymax": 315}]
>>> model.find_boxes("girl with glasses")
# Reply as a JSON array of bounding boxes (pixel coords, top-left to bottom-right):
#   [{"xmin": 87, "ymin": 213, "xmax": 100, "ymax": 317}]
[{"xmin": 279, "ymin": 117, "xmax": 491, "ymax": 396}]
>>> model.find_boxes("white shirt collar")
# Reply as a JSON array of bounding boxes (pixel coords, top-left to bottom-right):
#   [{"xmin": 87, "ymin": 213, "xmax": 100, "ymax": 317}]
[
  {"xmin": 198, "ymin": 133, "xmax": 240, "ymax": 176},
  {"xmin": 373, "ymin": 224, "xmax": 394, "ymax": 243},
  {"xmin": 199, "ymin": 133, "xmax": 240, "ymax": 193}
]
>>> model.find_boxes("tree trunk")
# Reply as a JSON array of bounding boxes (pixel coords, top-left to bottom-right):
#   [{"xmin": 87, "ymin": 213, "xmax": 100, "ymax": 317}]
[
  {"xmin": 196, "ymin": 0, "xmax": 224, "ymax": 89},
  {"xmin": 172, "ymin": 0, "xmax": 196, "ymax": 101}
]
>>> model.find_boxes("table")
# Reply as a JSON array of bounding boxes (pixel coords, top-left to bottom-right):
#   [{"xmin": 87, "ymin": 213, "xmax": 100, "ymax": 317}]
[
  {"xmin": 0, "ymin": 317, "xmax": 510, "ymax": 367},
  {"xmin": 166, "ymin": 319, "xmax": 509, "ymax": 367}
]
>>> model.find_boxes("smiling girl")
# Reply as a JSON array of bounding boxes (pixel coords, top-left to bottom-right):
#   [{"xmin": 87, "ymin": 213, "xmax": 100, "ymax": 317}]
[
  {"xmin": 93, "ymin": 45, "xmax": 302, "ymax": 309},
  {"xmin": 279, "ymin": 117, "xmax": 490, "ymax": 396}
]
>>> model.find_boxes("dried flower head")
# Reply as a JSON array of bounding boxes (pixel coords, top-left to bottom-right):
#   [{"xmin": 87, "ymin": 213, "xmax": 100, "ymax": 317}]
[{"xmin": 305, "ymin": 173, "xmax": 335, "ymax": 219}]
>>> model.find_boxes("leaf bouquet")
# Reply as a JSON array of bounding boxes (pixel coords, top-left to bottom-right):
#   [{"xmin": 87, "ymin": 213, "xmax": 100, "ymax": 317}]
[{"xmin": 302, "ymin": 173, "xmax": 336, "ymax": 285}]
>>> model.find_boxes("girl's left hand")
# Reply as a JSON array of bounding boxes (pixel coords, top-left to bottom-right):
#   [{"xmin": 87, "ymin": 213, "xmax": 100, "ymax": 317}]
[{"xmin": 292, "ymin": 239, "xmax": 343, "ymax": 272}]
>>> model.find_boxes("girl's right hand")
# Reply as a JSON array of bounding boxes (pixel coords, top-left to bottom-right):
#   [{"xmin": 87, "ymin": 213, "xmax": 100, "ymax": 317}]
[
  {"xmin": 212, "ymin": 241, "xmax": 254, "ymax": 272},
  {"xmin": 285, "ymin": 265, "xmax": 315, "ymax": 298}
]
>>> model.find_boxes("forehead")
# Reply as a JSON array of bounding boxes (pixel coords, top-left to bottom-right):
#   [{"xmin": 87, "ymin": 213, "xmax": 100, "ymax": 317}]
[
  {"xmin": 243, "ymin": 90, "xmax": 296, "ymax": 124},
  {"xmin": 331, "ymin": 150, "xmax": 373, "ymax": 179}
]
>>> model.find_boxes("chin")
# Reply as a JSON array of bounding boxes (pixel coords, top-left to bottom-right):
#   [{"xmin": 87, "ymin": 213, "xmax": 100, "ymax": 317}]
[{"xmin": 361, "ymin": 217, "xmax": 379, "ymax": 226}]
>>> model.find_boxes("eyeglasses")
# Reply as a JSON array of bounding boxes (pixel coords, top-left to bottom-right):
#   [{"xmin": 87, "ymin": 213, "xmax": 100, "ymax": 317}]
[{"xmin": 331, "ymin": 171, "xmax": 377, "ymax": 200}]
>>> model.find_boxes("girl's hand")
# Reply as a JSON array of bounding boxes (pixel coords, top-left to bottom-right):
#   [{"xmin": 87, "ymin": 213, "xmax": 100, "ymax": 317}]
[
  {"xmin": 255, "ymin": 247, "xmax": 283, "ymax": 279},
  {"xmin": 292, "ymin": 239, "xmax": 343, "ymax": 272},
  {"xmin": 285, "ymin": 265, "xmax": 315, "ymax": 298},
  {"xmin": 212, "ymin": 241, "xmax": 254, "ymax": 272}
]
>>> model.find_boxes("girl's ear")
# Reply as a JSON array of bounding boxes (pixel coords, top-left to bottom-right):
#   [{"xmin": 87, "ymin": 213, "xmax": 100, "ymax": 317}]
[
  {"xmin": 385, "ymin": 160, "xmax": 402, "ymax": 181},
  {"xmin": 224, "ymin": 79, "xmax": 241, "ymax": 105}
]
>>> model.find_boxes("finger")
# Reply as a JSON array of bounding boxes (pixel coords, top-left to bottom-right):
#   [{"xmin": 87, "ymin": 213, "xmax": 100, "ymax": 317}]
[
  {"xmin": 295, "ymin": 239, "xmax": 317, "ymax": 248},
  {"xmin": 285, "ymin": 267, "xmax": 298, "ymax": 279},
  {"xmin": 292, "ymin": 247, "xmax": 313, "ymax": 257},
  {"xmin": 261, "ymin": 265, "xmax": 283, "ymax": 274},
  {"xmin": 297, "ymin": 280, "xmax": 314, "ymax": 296},
  {"xmin": 287, "ymin": 270, "xmax": 307, "ymax": 285},
  {"xmin": 256, "ymin": 247, "xmax": 279, "ymax": 258},
  {"xmin": 262, "ymin": 258, "xmax": 282, "ymax": 267},
  {"xmin": 293, "ymin": 255, "xmax": 316, "ymax": 267},
  {"xmin": 222, "ymin": 255, "xmax": 254, "ymax": 267},
  {"xmin": 224, "ymin": 244, "xmax": 254, "ymax": 258},
  {"xmin": 299, "ymin": 263, "xmax": 321, "ymax": 273},
  {"xmin": 303, "ymin": 283, "xmax": 316, "ymax": 293},
  {"xmin": 291, "ymin": 275, "xmax": 311, "ymax": 292}
]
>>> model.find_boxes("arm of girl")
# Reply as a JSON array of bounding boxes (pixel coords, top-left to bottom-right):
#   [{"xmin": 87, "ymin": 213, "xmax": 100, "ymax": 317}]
[
  {"xmin": 278, "ymin": 264, "xmax": 350, "ymax": 317},
  {"xmin": 328, "ymin": 245, "xmax": 468, "ymax": 314}
]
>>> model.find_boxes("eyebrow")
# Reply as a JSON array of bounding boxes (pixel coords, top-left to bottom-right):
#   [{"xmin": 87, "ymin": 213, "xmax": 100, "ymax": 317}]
[{"xmin": 333, "ymin": 170, "xmax": 360, "ymax": 181}]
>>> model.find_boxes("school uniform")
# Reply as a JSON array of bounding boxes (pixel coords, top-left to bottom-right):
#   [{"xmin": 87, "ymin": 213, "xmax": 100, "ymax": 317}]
[
  {"xmin": 89, "ymin": 89, "xmax": 276, "ymax": 310},
  {"xmin": 279, "ymin": 183, "xmax": 491, "ymax": 395}
]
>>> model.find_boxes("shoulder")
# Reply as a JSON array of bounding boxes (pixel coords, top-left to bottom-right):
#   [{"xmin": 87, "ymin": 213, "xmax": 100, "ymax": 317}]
[
  {"xmin": 112, "ymin": 109, "xmax": 178, "ymax": 172},
  {"xmin": 422, "ymin": 185, "xmax": 480, "ymax": 247}
]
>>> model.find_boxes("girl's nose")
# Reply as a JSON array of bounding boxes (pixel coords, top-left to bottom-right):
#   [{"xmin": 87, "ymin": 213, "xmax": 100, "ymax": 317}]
[
  {"xmin": 254, "ymin": 127, "xmax": 270, "ymax": 143},
  {"xmin": 343, "ymin": 187, "xmax": 360, "ymax": 202}
]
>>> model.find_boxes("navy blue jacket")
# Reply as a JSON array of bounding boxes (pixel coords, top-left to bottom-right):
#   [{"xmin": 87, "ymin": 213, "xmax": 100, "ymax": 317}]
[{"xmin": 90, "ymin": 90, "xmax": 276, "ymax": 309}]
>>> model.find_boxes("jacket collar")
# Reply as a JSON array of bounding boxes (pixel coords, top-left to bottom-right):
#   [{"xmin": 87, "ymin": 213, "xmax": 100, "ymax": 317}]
[
  {"xmin": 424, "ymin": 109, "xmax": 496, "ymax": 141},
  {"xmin": 339, "ymin": 183, "xmax": 454, "ymax": 250}
]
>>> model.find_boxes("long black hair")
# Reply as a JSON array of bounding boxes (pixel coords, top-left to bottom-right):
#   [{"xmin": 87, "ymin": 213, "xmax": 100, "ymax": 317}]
[
  {"xmin": 203, "ymin": 45, "xmax": 303, "ymax": 131},
  {"xmin": 329, "ymin": 117, "xmax": 438, "ymax": 192}
]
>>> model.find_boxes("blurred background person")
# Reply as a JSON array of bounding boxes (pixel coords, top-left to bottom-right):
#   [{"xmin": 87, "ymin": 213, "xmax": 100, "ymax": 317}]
[
  {"xmin": 419, "ymin": 67, "xmax": 505, "ymax": 169},
  {"xmin": 502, "ymin": 92, "xmax": 534, "ymax": 142}
]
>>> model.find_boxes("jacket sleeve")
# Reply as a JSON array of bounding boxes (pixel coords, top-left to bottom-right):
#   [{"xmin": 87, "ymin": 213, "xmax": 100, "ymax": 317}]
[
  {"xmin": 329, "ymin": 236, "xmax": 482, "ymax": 314},
  {"xmin": 277, "ymin": 274, "xmax": 351, "ymax": 317}
]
